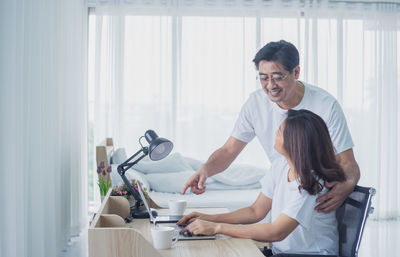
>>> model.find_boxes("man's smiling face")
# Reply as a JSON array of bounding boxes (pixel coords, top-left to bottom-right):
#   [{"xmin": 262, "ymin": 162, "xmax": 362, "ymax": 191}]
[{"xmin": 258, "ymin": 60, "xmax": 300, "ymax": 109}]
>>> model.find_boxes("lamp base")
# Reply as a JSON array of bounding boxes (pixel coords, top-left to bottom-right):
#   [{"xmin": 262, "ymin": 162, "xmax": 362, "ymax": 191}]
[{"xmin": 131, "ymin": 205, "xmax": 150, "ymax": 219}]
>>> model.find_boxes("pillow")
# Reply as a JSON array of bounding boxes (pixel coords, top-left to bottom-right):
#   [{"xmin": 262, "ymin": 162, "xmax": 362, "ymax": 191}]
[
  {"xmin": 134, "ymin": 152, "xmax": 194, "ymax": 174},
  {"xmin": 110, "ymin": 164, "xmax": 151, "ymax": 191},
  {"xmin": 212, "ymin": 164, "xmax": 267, "ymax": 186},
  {"xmin": 144, "ymin": 169, "xmax": 259, "ymax": 193},
  {"xmin": 183, "ymin": 156, "xmax": 204, "ymax": 171},
  {"xmin": 145, "ymin": 170, "xmax": 195, "ymax": 193},
  {"xmin": 111, "ymin": 148, "xmax": 127, "ymax": 164},
  {"xmin": 127, "ymin": 169, "xmax": 151, "ymax": 192}
]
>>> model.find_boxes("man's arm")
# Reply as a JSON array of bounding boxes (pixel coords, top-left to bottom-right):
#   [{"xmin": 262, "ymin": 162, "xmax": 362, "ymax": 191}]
[
  {"xmin": 316, "ymin": 148, "xmax": 360, "ymax": 213},
  {"xmin": 181, "ymin": 136, "xmax": 247, "ymax": 194}
]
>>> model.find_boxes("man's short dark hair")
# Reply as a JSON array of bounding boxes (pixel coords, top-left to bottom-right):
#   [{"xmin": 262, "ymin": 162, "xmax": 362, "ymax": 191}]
[{"xmin": 253, "ymin": 40, "xmax": 299, "ymax": 72}]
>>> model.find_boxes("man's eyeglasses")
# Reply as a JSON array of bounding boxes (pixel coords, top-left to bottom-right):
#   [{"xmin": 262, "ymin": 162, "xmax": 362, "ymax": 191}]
[{"xmin": 257, "ymin": 73, "xmax": 289, "ymax": 84}]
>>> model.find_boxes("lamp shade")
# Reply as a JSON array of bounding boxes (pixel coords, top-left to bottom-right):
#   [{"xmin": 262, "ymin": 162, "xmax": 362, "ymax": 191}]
[{"xmin": 145, "ymin": 130, "xmax": 173, "ymax": 161}]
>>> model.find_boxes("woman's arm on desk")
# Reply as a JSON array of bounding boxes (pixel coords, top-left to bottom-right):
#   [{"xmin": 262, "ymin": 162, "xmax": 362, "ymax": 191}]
[
  {"xmin": 177, "ymin": 193, "xmax": 271, "ymax": 225},
  {"xmin": 181, "ymin": 213, "xmax": 299, "ymax": 242}
]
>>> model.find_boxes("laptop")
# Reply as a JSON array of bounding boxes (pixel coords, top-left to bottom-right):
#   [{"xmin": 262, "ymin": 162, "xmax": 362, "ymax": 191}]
[
  {"xmin": 137, "ymin": 183, "xmax": 216, "ymax": 240},
  {"xmin": 136, "ymin": 183, "xmax": 183, "ymax": 223}
]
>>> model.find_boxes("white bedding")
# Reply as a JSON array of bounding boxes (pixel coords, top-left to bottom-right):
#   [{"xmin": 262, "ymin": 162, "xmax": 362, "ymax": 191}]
[
  {"xmin": 111, "ymin": 151, "xmax": 269, "ymax": 206},
  {"xmin": 149, "ymin": 189, "xmax": 261, "ymax": 211},
  {"xmin": 108, "ymin": 150, "xmax": 271, "ymax": 221},
  {"xmin": 111, "ymin": 152, "xmax": 268, "ymax": 192},
  {"xmin": 110, "ymin": 165, "xmax": 262, "ymax": 211}
]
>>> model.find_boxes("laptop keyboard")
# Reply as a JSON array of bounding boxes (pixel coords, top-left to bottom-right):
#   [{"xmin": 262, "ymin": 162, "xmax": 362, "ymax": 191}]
[
  {"xmin": 169, "ymin": 224, "xmax": 193, "ymax": 237},
  {"xmin": 157, "ymin": 224, "xmax": 215, "ymax": 240},
  {"xmin": 182, "ymin": 231, "xmax": 193, "ymax": 237}
]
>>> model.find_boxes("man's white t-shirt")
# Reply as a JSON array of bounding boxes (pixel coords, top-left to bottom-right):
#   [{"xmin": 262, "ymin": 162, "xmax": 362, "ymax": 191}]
[
  {"xmin": 260, "ymin": 157, "xmax": 339, "ymax": 255},
  {"xmin": 231, "ymin": 82, "xmax": 354, "ymax": 162}
]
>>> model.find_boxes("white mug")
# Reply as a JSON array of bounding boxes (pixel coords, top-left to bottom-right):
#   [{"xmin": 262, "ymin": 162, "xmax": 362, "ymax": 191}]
[
  {"xmin": 151, "ymin": 226, "xmax": 179, "ymax": 250},
  {"xmin": 168, "ymin": 200, "xmax": 187, "ymax": 216}
]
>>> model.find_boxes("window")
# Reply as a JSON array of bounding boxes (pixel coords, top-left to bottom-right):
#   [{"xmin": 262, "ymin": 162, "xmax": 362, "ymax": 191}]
[{"xmin": 87, "ymin": 4, "xmax": 400, "ymax": 218}]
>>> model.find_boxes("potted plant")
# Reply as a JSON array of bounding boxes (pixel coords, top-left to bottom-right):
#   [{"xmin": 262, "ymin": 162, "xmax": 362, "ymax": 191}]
[
  {"xmin": 97, "ymin": 161, "xmax": 111, "ymax": 201},
  {"xmin": 111, "ymin": 179, "xmax": 148, "ymax": 207}
]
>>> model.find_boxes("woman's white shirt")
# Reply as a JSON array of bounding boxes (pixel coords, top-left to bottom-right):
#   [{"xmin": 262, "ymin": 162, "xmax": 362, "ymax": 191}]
[{"xmin": 260, "ymin": 157, "xmax": 339, "ymax": 255}]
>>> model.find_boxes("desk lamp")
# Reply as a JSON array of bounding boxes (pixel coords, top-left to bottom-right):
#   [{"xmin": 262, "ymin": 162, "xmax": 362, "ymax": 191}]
[{"xmin": 117, "ymin": 130, "xmax": 173, "ymax": 218}]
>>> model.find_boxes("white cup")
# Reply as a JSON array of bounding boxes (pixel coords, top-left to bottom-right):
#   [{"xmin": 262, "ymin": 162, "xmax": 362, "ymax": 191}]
[
  {"xmin": 168, "ymin": 200, "xmax": 187, "ymax": 216},
  {"xmin": 151, "ymin": 226, "xmax": 179, "ymax": 250}
]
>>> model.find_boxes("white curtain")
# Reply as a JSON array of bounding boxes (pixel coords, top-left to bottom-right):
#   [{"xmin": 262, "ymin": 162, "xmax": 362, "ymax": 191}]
[
  {"xmin": 89, "ymin": 0, "xmax": 400, "ymax": 219},
  {"xmin": 0, "ymin": 0, "xmax": 88, "ymax": 257}
]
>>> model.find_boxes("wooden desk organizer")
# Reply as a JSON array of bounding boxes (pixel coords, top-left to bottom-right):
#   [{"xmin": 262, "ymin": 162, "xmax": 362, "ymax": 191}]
[{"xmin": 89, "ymin": 188, "xmax": 162, "ymax": 257}]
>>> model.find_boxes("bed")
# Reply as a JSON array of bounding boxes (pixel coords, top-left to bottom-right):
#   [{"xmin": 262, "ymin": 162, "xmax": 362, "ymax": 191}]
[{"xmin": 96, "ymin": 138, "xmax": 266, "ymax": 212}]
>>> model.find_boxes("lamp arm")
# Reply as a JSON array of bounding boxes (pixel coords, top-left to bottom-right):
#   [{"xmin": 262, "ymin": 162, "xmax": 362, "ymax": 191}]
[
  {"xmin": 117, "ymin": 147, "xmax": 149, "ymax": 207},
  {"xmin": 117, "ymin": 147, "xmax": 148, "ymax": 175},
  {"xmin": 119, "ymin": 172, "xmax": 142, "ymax": 208}
]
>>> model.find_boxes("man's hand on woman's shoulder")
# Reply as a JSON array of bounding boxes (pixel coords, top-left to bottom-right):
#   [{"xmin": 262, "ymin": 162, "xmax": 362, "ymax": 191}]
[{"xmin": 315, "ymin": 180, "xmax": 355, "ymax": 213}]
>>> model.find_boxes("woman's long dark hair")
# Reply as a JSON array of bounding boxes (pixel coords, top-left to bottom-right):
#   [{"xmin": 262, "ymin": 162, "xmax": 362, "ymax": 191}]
[{"xmin": 283, "ymin": 109, "xmax": 345, "ymax": 195}]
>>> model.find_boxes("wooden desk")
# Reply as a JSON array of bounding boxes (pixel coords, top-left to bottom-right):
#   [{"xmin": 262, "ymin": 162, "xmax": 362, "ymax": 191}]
[
  {"xmin": 89, "ymin": 189, "xmax": 266, "ymax": 257},
  {"xmin": 129, "ymin": 208, "xmax": 265, "ymax": 257}
]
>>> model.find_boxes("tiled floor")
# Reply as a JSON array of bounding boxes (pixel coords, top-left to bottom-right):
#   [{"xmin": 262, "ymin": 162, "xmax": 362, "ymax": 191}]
[{"xmin": 62, "ymin": 219, "xmax": 400, "ymax": 257}]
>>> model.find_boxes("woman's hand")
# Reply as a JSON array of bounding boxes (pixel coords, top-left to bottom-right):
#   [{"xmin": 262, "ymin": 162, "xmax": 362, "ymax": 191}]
[
  {"xmin": 176, "ymin": 212, "xmax": 212, "ymax": 225},
  {"xmin": 180, "ymin": 219, "xmax": 220, "ymax": 236}
]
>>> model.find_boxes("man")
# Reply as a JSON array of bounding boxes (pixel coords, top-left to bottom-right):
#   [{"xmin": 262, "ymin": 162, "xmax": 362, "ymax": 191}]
[{"xmin": 181, "ymin": 40, "xmax": 360, "ymax": 213}]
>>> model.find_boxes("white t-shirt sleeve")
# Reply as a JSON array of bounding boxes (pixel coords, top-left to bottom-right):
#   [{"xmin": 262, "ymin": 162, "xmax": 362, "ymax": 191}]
[
  {"xmin": 260, "ymin": 159, "xmax": 283, "ymax": 199},
  {"xmin": 327, "ymin": 100, "xmax": 354, "ymax": 154},
  {"xmin": 231, "ymin": 96, "xmax": 256, "ymax": 143},
  {"xmin": 260, "ymin": 170, "xmax": 274, "ymax": 199},
  {"xmin": 282, "ymin": 189, "xmax": 317, "ymax": 229}
]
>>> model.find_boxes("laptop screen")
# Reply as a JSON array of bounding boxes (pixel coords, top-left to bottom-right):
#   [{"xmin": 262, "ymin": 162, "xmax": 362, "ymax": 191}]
[{"xmin": 137, "ymin": 183, "xmax": 155, "ymax": 221}]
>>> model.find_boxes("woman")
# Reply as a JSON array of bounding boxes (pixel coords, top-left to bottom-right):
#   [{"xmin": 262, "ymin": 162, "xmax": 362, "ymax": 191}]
[{"xmin": 177, "ymin": 109, "xmax": 346, "ymax": 255}]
